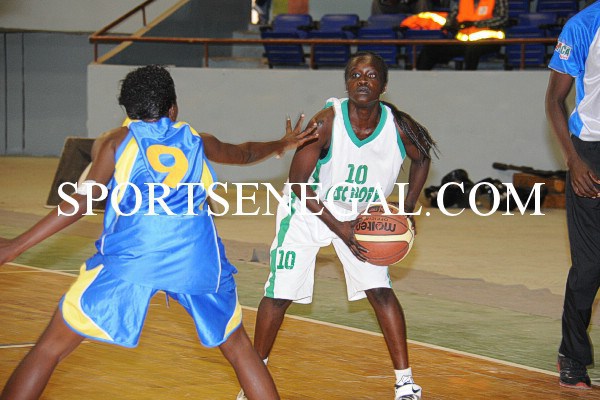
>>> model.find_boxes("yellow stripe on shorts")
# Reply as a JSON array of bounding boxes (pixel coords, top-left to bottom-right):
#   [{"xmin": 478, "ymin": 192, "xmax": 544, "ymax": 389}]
[
  {"xmin": 62, "ymin": 263, "xmax": 113, "ymax": 342},
  {"xmin": 224, "ymin": 294, "xmax": 243, "ymax": 338}
]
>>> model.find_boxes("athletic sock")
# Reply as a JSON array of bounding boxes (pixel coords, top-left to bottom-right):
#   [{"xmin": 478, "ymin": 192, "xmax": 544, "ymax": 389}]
[{"xmin": 395, "ymin": 367, "xmax": 413, "ymax": 384}]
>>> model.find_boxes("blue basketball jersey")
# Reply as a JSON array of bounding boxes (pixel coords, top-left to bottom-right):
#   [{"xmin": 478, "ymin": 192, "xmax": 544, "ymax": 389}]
[
  {"xmin": 548, "ymin": 1, "xmax": 600, "ymax": 141},
  {"xmin": 88, "ymin": 117, "xmax": 236, "ymax": 294}
]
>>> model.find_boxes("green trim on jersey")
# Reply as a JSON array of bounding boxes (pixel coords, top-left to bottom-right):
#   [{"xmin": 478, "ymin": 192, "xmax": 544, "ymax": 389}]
[
  {"xmin": 310, "ymin": 123, "xmax": 333, "ymax": 191},
  {"xmin": 396, "ymin": 128, "xmax": 407, "ymax": 160},
  {"xmin": 266, "ymin": 193, "xmax": 298, "ymax": 297},
  {"xmin": 342, "ymin": 99, "xmax": 387, "ymax": 148},
  {"xmin": 312, "ymin": 100, "xmax": 334, "ymax": 189}
]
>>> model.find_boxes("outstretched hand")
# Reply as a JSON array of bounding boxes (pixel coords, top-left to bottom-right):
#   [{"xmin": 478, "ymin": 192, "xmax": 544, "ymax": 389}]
[
  {"xmin": 0, "ymin": 237, "xmax": 20, "ymax": 267},
  {"xmin": 569, "ymin": 157, "xmax": 600, "ymax": 198},
  {"xmin": 276, "ymin": 114, "xmax": 320, "ymax": 158}
]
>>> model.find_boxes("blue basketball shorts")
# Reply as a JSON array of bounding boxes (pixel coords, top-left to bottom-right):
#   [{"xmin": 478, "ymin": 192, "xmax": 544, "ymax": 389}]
[{"xmin": 59, "ymin": 262, "xmax": 242, "ymax": 348}]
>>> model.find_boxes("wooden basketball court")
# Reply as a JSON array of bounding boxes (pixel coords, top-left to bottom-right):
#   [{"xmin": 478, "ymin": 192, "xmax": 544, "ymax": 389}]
[{"xmin": 1, "ymin": 263, "xmax": 596, "ymax": 399}]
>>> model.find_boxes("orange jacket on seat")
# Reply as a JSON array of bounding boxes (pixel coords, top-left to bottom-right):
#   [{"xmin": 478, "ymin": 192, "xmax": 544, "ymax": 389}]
[
  {"xmin": 399, "ymin": 12, "xmax": 448, "ymax": 30},
  {"xmin": 455, "ymin": 0, "xmax": 505, "ymax": 41}
]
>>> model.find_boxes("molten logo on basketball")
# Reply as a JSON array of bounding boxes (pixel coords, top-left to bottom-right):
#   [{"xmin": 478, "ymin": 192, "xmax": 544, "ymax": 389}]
[
  {"xmin": 353, "ymin": 205, "xmax": 414, "ymax": 266},
  {"xmin": 355, "ymin": 219, "xmax": 397, "ymax": 233}
]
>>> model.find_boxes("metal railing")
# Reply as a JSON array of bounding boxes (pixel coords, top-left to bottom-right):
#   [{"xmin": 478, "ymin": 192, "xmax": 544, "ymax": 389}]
[
  {"xmin": 89, "ymin": 0, "xmax": 558, "ymax": 70},
  {"xmin": 92, "ymin": 0, "xmax": 154, "ymax": 36}
]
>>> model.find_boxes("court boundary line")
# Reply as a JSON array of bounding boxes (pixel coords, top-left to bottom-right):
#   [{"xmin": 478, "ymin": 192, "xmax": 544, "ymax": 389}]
[
  {"xmin": 243, "ymin": 305, "xmax": 558, "ymax": 377},
  {"xmin": 5, "ymin": 262, "xmax": 557, "ymax": 377},
  {"xmin": 3, "ymin": 262, "xmax": 77, "ymax": 277}
]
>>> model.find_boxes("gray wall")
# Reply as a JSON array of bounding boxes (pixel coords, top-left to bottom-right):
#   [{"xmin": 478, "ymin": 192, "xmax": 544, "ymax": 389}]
[
  {"xmin": 105, "ymin": 0, "xmax": 252, "ymax": 66},
  {"xmin": 309, "ymin": 0, "xmax": 371, "ymax": 20},
  {"xmin": 0, "ymin": 0, "xmax": 170, "ymax": 33},
  {"xmin": 0, "ymin": 0, "xmax": 379, "ymax": 32},
  {"xmin": 1, "ymin": 32, "xmax": 90, "ymax": 156},
  {"xmin": 0, "ymin": 0, "xmax": 252, "ymax": 155},
  {"xmin": 88, "ymin": 65, "xmax": 570, "ymax": 186}
]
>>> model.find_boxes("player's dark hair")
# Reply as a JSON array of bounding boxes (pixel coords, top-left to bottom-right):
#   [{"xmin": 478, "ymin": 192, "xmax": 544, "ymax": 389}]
[
  {"xmin": 118, "ymin": 65, "xmax": 176, "ymax": 120},
  {"xmin": 380, "ymin": 100, "xmax": 439, "ymax": 159},
  {"xmin": 345, "ymin": 51, "xmax": 388, "ymax": 85}
]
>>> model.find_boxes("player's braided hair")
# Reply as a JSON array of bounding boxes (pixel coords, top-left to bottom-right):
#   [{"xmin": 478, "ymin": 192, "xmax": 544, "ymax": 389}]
[
  {"xmin": 118, "ymin": 65, "xmax": 176, "ymax": 120},
  {"xmin": 381, "ymin": 100, "xmax": 439, "ymax": 160}
]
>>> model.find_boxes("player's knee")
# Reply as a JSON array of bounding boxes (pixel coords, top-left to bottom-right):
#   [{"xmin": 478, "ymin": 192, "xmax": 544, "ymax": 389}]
[
  {"xmin": 261, "ymin": 296, "xmax": 292, "ymax": 310},
  {"xmin": 366, "ymin": 287, "xmax": 396, "ymax": 305}
]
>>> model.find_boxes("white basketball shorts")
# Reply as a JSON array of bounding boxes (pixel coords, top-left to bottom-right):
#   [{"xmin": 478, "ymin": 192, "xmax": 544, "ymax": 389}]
[{"xmin": 264, "ymin": 195, "xmax": 392, "ymax": 304}]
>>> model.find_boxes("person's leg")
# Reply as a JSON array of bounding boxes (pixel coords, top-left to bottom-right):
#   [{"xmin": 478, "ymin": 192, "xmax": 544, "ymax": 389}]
[
  {"xmin": 463, "ymin": 44, "xmax": 499, "ymax": 70},
  {"xmin": 365, "ymin": 287, "xmax": 422, "ymax": 399},
  {"xmin": 220, "ymin": 324, "xmax": 279, "ymax": 400},
  {"xmin": 253, "ymin": 297, "xmax": 293, "ymax": 360},
  {"xmin": 416, "ymin": 45, "xmax": 462, "ymax": 70},
  {"xmin": 365, "ymin": 288, "xmax": 421, "ymax": 399},
  {"xmin": 256, "ymin": 199, "xmax": 321, "ymax": 359},
  {"xmin": 235, "ymin": 297, "xmax": 291, "ymax": 399},
  {"xmin": 559, "ymin": 138, "xmax": 600, "ymax": 366},
  {"xmin": 236, "ymin": 199, "xmax": 321, "ymax": 399},
  {"xmin": 365, "ymin": 288, "xmax": 409, "ymax": 369},
  {"xmin": 1, "ymin": 310, "xmax": 84, "ymax": 400},
  {"xmin": 557, "ymin": 137, "xmax": 600, "ymax": 389}
]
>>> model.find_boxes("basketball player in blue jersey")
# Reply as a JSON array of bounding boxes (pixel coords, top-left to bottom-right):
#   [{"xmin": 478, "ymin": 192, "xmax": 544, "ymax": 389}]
[
  {"xmin": 546, "ymin": 1, "xmax": 600, "ymax": 390},
  {"xmin": 238, "ymin": 52, "xmax": 436, "ymax": 400},
  {"xmin": 0, "ymin": 65, "xmax": 318, "ymax": 400}
]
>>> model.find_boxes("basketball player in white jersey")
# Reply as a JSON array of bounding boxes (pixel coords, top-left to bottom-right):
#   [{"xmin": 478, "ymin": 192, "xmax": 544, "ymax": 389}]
[{"xmin": 238, "ymin": 52, "xmax": 436, "ymax": 400}]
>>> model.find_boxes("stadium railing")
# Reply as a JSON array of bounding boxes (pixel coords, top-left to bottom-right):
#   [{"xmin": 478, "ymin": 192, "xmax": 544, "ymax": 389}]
[{"xmin": 89, "ymin": 0, "xmax": 559, "ymax": 71}]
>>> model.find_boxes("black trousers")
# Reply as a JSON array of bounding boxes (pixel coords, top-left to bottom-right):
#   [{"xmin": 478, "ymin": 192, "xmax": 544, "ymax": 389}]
[
  {"xmin": 416, "ymin": 43, "xmax": 500, "ymax": 70},
  {"xmin": 560, "ymin": 136, "xmax": 600, "ymax": 366}
]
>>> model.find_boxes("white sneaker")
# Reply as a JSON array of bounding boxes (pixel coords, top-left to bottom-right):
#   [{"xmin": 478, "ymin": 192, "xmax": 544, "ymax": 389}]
[
  {"xmin": 395, "ymin": 375, "xmax": 422, "ymax": 400},
  {"xmin": 236, "ymin": 389, "xmax": 247, "ymax": 400}
]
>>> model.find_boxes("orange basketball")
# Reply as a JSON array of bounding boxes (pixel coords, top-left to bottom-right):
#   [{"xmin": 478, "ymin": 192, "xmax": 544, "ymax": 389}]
[{"xmin": 353, "ymin": 204, "xmax": 414, "ymax": 266}]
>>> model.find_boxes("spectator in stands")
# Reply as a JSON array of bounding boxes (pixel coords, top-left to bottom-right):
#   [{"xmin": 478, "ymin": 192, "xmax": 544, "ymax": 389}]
[
  {"xmin": 416, "ymin": 0, "xmax": 508, "ymax": 70},
  {"xmin": 254, "ymin": 0, "xmax": 271, "ymax": 25},
  {"xmin": 371, "ymin": 0, "xmax": 431, "ymax": 16}
]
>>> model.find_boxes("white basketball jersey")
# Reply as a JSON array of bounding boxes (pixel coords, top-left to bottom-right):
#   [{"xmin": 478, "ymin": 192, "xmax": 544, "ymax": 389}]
[{"xmin": 306, "ymin": 97, "xmax": 406, "ymax": 219}]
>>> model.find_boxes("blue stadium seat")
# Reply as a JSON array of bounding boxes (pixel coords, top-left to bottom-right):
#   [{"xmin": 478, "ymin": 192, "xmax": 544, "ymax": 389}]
[
  {"xmin": 517, "ymin": 12, "xmax": 564, "ymax": 38},
  {"xmin": 402, "ymin": 29, "xmax": 448, "ymax": 69},
  {"xmin": 508, "ymin": 0, "xmax": 532, "ymax": 19},
  {"xmin": 260, "ymin": 14, "xmax": 313, "ymax": 68},
  {"xmin": 366, "ymin": 14, "xmax": 408, "ymax": 30},
  {"xmin": 260, "ymin": 31, "xmax": 307, "ymax": 68},
  {"xmin": 535, "ymin": 0, "xmax": 579, "ymax": 18},
  {"xmin": 264, "ymin": 13, "xmax": 314, "ymax": 39},
  {"xmin": 518, "ymin": 12, "xmax": 558, "ymax": 28},
  {"xmin": 431, "ymin": 0, "xmax": 452, "ymax": 12},
  {"xmin": 357, "ymin": 28, "xmax": 401, "ymax": 67},
  {"xmin": 315, "ymin": 13, "xmax": 361, "ymax": 38},
  {"xmin": 308, "ymin": 31, "xmax": 351, "ymax": 68},
  {"xmin": 546, "ymin": 11, "xmax": 576, "ymax": 36},
  {"xmin": 504, "ymin": 25, "xmax": 548, "ymax": 69}
]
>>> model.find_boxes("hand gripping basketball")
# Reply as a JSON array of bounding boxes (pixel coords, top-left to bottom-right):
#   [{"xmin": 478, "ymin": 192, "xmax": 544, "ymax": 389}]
[{"xmin": 353, "ymin": 204, "xmax": 415, "ymax": 266}]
